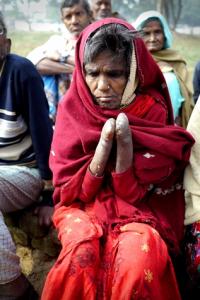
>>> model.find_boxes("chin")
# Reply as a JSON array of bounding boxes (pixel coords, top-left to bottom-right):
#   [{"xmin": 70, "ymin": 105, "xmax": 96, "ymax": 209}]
[
  {"xmin": 149, "ymin": 48, "xmax": 159, "ymax": 53},
  {"xmin": 71, "ymin": 31, "xmax": 81, "ymax": 38}
]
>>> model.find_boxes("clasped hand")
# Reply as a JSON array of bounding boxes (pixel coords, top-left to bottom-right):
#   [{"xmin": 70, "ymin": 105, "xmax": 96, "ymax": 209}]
[{"xmin": 90, "ymin": 113, "xmax": 133, "ymax": 177}]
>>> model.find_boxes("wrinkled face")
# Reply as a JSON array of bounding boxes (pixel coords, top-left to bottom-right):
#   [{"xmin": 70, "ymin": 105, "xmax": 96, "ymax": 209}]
[
  {"xmin": 62, "ymin": 4, "xmax": 91, "ymax": 37},
  {"xmin": 85, "ymin": 50, "xmax": 128, "ymax": 109},
  {"xmin": 91, "ymin": 0, "xmax": 112, "ymax": 20},
  {"xmin": 142, "ymin": 20, "xmax": 165, "ymax": 52}
]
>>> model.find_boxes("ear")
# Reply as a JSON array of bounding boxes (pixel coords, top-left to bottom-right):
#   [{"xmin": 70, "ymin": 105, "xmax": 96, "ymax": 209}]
[{"xmin": 6, "ymin": 38, "xmax": 11, "ymax": 53}]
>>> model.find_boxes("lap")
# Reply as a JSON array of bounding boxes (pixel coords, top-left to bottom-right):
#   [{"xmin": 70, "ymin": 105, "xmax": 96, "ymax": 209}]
[
  {"xmin": 100, "ymin": 222, "xmax": 169, "ymax": 278},
  {"xmin": 53, "ymin": 205, "xmax": 103, "ymax": 248},
  {"xmin": 0, "ymin": 165, "xmax": 43, "ymax": 212}
]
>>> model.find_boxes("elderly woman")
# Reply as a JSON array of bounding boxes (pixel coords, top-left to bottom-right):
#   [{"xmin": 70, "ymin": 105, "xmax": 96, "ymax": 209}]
[
  {"xmin": 134, "ymin": 10, "xmax": 194, "ymax": 128},
  {"xmin": 41, "ymin": 18, "xmax": 194, "ymax": 300}
]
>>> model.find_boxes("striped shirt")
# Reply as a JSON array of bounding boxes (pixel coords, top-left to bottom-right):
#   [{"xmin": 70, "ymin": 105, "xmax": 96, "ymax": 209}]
[{"xmin": 0, "ymin": 54, "xmax": 53, "ymax": 179}]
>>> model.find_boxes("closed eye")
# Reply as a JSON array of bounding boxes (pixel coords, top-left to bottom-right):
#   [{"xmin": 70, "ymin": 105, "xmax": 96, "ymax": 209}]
[
  {"xmin": 107, "ymin": 71, "xmax": 124, "ymax": 78},
  {"xmin": 86, "ymin": 71, "xmax": 99, "ymax": 77}
]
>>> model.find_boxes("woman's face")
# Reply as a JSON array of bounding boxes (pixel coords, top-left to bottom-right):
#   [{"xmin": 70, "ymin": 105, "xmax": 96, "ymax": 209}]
[
  {"xmin": 142, "ymin": 20, "xmax": 165, "ymax": 52},
  {"xmin": 85, "ymin": 50, "xmax": 128, "ymax": 109}
]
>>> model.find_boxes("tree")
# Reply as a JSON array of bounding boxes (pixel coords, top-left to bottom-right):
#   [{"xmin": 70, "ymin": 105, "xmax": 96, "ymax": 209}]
[
  {"xmin": 0, "ymin": 0, "xmax": 42, "ymax": 31},
  {"xmin": 156, "ymin": 0, "xmax": 183, "ymax": 29}
]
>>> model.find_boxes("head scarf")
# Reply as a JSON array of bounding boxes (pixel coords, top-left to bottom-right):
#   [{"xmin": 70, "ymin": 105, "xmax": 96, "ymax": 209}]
[
  {"xmin": 73, "ymin": 17, "xmax": 173, "ymax": 121},
  {"xmin": 50, "ymin": 18, "xmax": 194, "ymax": 254},
  {"xmin": 134, "ymin": 10, "xmax": 173, "ymax": 49}
]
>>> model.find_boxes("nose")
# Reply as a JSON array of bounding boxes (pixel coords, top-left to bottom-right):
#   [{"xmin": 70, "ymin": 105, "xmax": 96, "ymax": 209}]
[
  {"xmin": 100, "ymin": 3, "xmax": 107, "ymax": 10},
  {"xmin": 71, "ymin": 14, "xmax": 78, "ymax": 24},
  {"xmin": 149, "ymin": 33, "xmax": 156, "ymax": 41},
  {"xmin": 97, "ymin": 76, "xmax": 109, "ymax": 91}
]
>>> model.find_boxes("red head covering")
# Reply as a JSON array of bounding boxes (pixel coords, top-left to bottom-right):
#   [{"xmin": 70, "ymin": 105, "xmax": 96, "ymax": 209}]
[
  {"xmin": 50, "ymin": 18, "xmax": 194, "ymax": 254},
  {"xmin": 73, "ymin": 17, "xmax": 174, "ymax": 122}
]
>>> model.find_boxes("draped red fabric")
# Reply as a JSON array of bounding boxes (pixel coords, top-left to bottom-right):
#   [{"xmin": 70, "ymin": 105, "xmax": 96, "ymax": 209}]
[{"xmin": 122, "ymin": 94, "xmax": 155, "ymax": 118}]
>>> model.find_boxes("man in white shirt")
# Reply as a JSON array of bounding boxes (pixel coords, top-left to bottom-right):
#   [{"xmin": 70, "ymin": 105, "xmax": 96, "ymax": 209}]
[{"xmin": 27, "ymin": 0, "xmax": 92, "ymax": 122}]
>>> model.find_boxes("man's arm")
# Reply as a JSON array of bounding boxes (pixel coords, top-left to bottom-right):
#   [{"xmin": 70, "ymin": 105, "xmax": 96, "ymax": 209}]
[{"xmin": 36, "ymin": 58, "xmax": 74, "ymax": 75}]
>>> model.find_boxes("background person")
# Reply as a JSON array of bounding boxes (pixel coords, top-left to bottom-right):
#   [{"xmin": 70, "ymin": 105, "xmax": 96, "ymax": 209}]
[
  {"xmin": 41, "ymin": 18, "xmax": 193, "ymax": 300},
  {"xmin": 89, "ymin": 0, "xmax": 124, "ymax": 21},
  {"xmin": 183, "ymin": 95, "xmax": 200, "ymax": 296},
  {"xmin": 27, "ymin": 0, "xmax": 92, "ymax": 122},
  {"xmin": 134, "ymin": 10, "xmax": 194, "ymax": 128},
  {"xmin": 0, "ymin": 14, "xmax": 53, "ymax": 299},
  {"xmin": 193, "ymin": 61, "xmax": 200, "ymax": 104},
  {"xmin": 89, "ymin": 0, "xmax": 112, "ymax": 19}
]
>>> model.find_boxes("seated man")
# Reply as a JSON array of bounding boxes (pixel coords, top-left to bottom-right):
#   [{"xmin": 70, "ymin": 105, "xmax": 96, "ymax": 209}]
[
  {"xmin": 27, "ymin": 0, "xmax": 92, "ymax": 122},
  {"xmin": 0, "ymin": 14, "xmax": 53, "ymax": 299}
]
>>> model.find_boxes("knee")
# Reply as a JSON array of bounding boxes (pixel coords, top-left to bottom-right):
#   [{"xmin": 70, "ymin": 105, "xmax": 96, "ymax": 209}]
[
  {"xmin": 73, "ymin": 242, "xmax": 99, "ymax": 270},
  {"xmin": 117, "ymin": 225, "xmax": 169, "ymax": 278}
]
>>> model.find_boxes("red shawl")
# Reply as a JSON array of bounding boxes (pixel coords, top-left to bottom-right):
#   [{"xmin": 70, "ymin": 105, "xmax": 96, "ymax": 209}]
[{"xmin": 50, "ymin": 18, "xmax": 194, "ymax": 254}]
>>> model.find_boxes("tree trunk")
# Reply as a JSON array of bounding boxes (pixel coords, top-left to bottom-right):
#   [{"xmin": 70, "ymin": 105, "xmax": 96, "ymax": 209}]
[
  {"xmin": 156, "ymin": 0, "xmax": 165, "ymax": 16},
  {"xmin": 156, "ymin": 0, "xmax": 182, "ymax": 30}
]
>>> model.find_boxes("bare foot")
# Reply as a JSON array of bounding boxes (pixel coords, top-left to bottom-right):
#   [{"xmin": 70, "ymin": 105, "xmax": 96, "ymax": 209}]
[
  {"xmin": 89, "ymin": 118, "xmax": 115, "ymax": 176},
  {"xmin": 115, "ymin": 113, "xmax": 133, "ymax": 173}
]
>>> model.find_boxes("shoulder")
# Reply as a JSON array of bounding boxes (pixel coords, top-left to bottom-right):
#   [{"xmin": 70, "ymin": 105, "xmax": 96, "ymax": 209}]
[
  {"xmin": 7, "ymin": 54, "xmax": 36, "ymax": 70},
  {"xmin": 7, "ymin": 54, "xmax": 41, "ymax": 78},
  {"xmin": 27, "ymin": 34, "xmax": 66, "ymax": 60},
  {"xmin": 44, "ymin": 34, "xmax": 67, "ymax": 48},
  {"xmin": 112, "ymin": 11, "xmax": 126, "ymax": 21},
  {"xmin": 153, "ymin": 48, "xmax": 186, "ymax": 64},
  {"xmin": 146, "ymin": 96, "xmax": 169, "ymax": 124}
]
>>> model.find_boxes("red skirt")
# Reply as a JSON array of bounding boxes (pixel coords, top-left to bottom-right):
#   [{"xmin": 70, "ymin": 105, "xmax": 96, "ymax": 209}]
[{"xmin": 41, "ymin": 205, "xmax": 181, "ymax": 300}]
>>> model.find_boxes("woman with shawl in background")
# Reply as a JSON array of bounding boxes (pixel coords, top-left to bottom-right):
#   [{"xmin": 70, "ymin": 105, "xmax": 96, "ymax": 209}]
[
  {"xmin": 41, "ymin": 18, "xmax": 194, "ymax": 300},
  {"xmin": 134, "ymin": 10, "xmax": 194, "ymax": 128}
]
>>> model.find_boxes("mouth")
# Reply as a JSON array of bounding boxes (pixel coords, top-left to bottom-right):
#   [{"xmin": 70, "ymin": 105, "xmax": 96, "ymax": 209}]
[
  {"xmin": 70, "ymin": 26, "xmax": 81, "ymax": 33},
  {"xmin": 147, "ymin": 43, "xmax": 160, "ymax": 50},
  {"xmin": 95, "ymin": 96, "xmax": 120, "ymax": 109},
  {"xmin": 99, "ymin": 11, "xmax": 110, "ymax": 17},
  {"xmin": 96, "ymin": 96, "xmax": 115, "ymax": 101}
]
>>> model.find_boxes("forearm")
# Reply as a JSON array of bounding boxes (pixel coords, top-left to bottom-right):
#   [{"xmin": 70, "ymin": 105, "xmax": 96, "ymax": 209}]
[
  {"xmin": 36, "ymin": 58, "xmax": 74, "ymax": 75},
  {"xmin": 112, "ymin": 167, "xmax": 148, "ymax": 204},
  {"xmin": 79, "ymin": 168, "xmax": 104, "ymax": 202}
]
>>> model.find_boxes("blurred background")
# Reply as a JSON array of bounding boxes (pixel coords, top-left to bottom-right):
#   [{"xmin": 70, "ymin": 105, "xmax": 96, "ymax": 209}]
[{"xmin": 0, "ymin": 0, "xmax": 200, "ymax": 73}]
